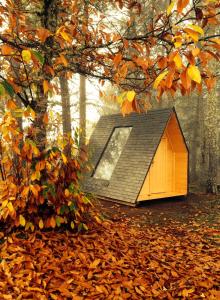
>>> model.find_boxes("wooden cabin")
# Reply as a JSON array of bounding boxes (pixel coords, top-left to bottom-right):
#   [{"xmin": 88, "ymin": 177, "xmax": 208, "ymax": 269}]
[{"xmin": 84, "ymin": 108, "xmax": 189, "ymax": 206}]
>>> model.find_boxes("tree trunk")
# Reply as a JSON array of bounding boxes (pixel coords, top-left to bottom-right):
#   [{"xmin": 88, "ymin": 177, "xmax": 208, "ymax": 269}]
[
  {"xmin": 32, "ymin": 85, "xmax": 48, "ymax": 152},
  {"xmin": 203, "ymin": 88, "xmax": 218, "ymax": 193},
  {"xmin": 79, "ymin": 75, "xmax": 86, "ymax": 147},
  {"xmin": 59, "ymin": 76, "xmax": 72, "ymax": 156}
]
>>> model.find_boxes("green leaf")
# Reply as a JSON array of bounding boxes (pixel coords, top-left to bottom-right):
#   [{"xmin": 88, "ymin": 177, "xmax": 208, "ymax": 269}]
[
  {"xmin": 2, "ymin": 81, "xmax": 14, "ymax": 97},
  {"xmin": 0, "ymin": 84, "xmax": 5, "ymax": 96},
  {"xmin": 69, "ymin": 201, "xmax": 76, "ymax": 211},
  {"xmin": 31, "ymin": 50, "xmax": 45, "ymax": 65},
  {"xmin": 60, "ymin": 205, "xmax": 69, "ymax": 215},
  {"xmin": 82, "ymin": 196, "xmax": 91, "ymax": 204},
  {"xmin": 56, "ymin": 216, "xmax": 61, "ymax": 227}
]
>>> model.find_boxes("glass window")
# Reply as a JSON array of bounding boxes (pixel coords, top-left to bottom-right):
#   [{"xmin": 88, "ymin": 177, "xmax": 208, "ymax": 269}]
[{"xmin": 93, "ymin": 127, "xmax": 132, "ymax": 180}]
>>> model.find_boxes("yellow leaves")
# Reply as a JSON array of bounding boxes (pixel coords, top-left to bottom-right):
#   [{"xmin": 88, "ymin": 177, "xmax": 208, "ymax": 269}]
[
  {"xmin": 187, "ymin": 65, "xmax": 201, "ymax": 83},
  {"xmin": 61, "ymin": 153, "xmax": 67, "ymax": 164},
  {"xmin": 70, "ymin": 221, "xmax": 75, "ymax": 229},
  {"xmin": 56, "ymin": 26, "xmax": 72, "ymax": 43},
  {"xmin": 2, "ymin": 200, "xmax": 8, "ymax": 209},
  {"xmin": 64, "ymin": 189, "xmax": 70, "ymax": 197},
  {"xmin": 19, "ymin": 215, "xmax": 26, "ymax": 227},
  {"xmin": 43, "ymin": 80, "xmax": 49, "ymax": 94},
  {"xmin": 173, "ymin": 36, "xmax": 182, "ymax": 48},
  {"xmin": 153, "ymin": 71, "xmax": 169, "ymax": 89},
  {"xmin": 39, "ymin": 219, "xmax": 44, "ymax": 229},
  {"xmin": 167, "ymin": 0, "xmax": 176, "ymax": 15},
  {"xmin": 192, "ymin": 47, "xmax": 200, "ymax": 57},
  {"xmin": 181, "ymin": 288, "xmax": 195, "ymax": 297},
  {"xmin": 184, "ymin": 25, "xmax": 204, "ymax": 42},
  {"xmin": 210, "ymin": 38, "xmax": 220, "ymax": 45},
  {"xmin": 30, "ymin": 184, "xmax": 41, "ymax": 198},
  {"xmin": 7, "ymin": 202, "xmax": 14, "ymax": 213},
  {"xmin": 173, "ymin": 52, "xmax": 182, "ymax": 69},
  {"xmin": 188, "ymin": 24, "xmax": 204, "ymax": 36},
  {"xmin": 127, "ymin": 90, "xmax": 136, "ymax": 102},
  {"xmin": 89, "ymin": 259, "xmax": 101, "ymax": 269},
  {"xmin": 183, "ymin": 28, "xmax": 199, "ymax": 42},
  {"xmin": 60, "ymin": 31, "xmax": 72, "ymax": 43},
  {"xmin": 31, "ymin": 171, "xmax": 41, "ymax": 181},
  {"xmin": 22, "ymin": 50, "xmax": 32, "ymax": 63}
]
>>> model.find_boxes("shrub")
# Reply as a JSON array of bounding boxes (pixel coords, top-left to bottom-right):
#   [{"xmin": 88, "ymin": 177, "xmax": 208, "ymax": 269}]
[{"xmin": 0, "ymin": 112, "xmax": 97, "ymax": 232}]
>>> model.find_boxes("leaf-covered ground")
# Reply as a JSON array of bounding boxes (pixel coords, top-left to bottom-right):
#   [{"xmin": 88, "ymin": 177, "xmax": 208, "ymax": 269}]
[{"xmin": 0, "ymin": 195, "xmax": 219, "ymax": 299}]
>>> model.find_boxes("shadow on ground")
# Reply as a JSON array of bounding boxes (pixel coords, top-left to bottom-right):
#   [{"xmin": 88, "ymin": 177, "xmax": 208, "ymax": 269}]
[{"xmin": 96, "ymin": 193, "xmax": 220, "ymax": 228}]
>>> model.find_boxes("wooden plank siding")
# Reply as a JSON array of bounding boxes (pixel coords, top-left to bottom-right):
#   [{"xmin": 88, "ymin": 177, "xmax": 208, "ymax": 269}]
[{"xmin": 137, "ymin": 112, "xmax": 188, "ymax": 201}]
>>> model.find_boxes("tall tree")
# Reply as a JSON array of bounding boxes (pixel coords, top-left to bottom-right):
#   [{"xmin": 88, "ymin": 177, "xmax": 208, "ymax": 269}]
[{"xmin": 79, "ymin": 75, "xmax": 87, "ymax": 147}]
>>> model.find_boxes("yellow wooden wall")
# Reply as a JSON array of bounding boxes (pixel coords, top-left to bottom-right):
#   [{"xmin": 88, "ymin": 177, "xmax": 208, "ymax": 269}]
[{"xmin": 138, "ymin": 113, "xmax": 188, "ymax": 201}]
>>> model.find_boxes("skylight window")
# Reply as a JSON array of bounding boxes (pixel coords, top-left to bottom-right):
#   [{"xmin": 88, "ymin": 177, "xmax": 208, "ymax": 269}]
[{"xmin": 93, "ymin": 127, "xmax": 132, "ymax": 180}]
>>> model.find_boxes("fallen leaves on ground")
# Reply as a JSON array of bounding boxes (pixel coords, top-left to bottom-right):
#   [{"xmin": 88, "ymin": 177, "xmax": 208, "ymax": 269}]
[{"xmin": 0, "ymin": 222, "xmax": 219, "ymax": 299}]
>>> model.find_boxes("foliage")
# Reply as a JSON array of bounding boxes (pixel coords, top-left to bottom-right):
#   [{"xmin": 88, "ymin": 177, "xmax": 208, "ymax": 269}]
[
  {"xmin": 0, "ymin": 110, "xmax": 96, "ymax": 231},
  {"xmin": 0, "ymin": 220, "xmax": 219, "ymax": 299},
  {"xmin": 0, "ymin": 0, "xmax": 219, "ymax": 116}
]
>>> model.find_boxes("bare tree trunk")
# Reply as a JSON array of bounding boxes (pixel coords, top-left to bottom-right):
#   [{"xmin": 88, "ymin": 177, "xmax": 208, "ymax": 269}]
[
  {"xmin": 79, "ymin": 75, "xmax": 86, "ymax": 147},
  {"xmin": 59, "ymin": 76, "xmax": 72, "ymax": 136},
  {"xmin": 59, "ymin": 76, "xmax": 72, "ymax": 156},
  {"xmin": 203, "ymin": 88, "xmax": 218, "ymax": 193}
]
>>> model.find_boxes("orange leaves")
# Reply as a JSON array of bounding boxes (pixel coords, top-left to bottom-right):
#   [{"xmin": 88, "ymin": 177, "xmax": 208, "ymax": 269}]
[
  {"xmin": 180, "ymin": 68, "xmax": 191, "ymax": 90},
  {"xmin": 43, "ymin": 80, "xmax": 49, "ymax": 94},
  {"xmin": 89, "ymin": 259, "xmax": 101, "ymax": 269},
  {"xmin": 37, "ymin": 27, "xmax": 52, "ymax": 43},
  {"xmin": 0, "ymin": 218, "xmax": 219, "ymax": 299},
  {"xmin": 1, "ymin": 45, "xmax": 14, "ymax": 55},
  {"xmin": 177, "ymin": 0, "xmax": 190, "ymax": 13},
  {"xmin": 0, "ymin": 112, "xmax": 95, "ymax": 231},
  {"xmin": 113, "ymin": 53, "xmax": 122, "ymax": 67}
]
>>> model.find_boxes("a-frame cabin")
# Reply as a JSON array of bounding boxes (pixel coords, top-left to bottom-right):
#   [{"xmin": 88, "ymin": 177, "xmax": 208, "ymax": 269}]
[{"xmin": 84, "ymin": 108, "xmax": 188, "ymax": 206}]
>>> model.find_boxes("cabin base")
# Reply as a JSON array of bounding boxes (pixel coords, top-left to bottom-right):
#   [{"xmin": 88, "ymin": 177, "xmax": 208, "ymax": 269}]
[{"xmin": 137, "ymin": 192, "xmax": 187, "ymax": 202}]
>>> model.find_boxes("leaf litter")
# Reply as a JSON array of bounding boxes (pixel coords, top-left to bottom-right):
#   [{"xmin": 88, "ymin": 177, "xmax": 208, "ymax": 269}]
[{"xmin": 0, "ymin": 218, "xmax": 219, "ymax": 299}]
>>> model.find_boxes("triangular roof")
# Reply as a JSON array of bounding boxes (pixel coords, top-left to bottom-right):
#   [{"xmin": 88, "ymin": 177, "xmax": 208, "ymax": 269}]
[{"xmin": 84, "ymin": 108, "xmax": 187, "ymax": 205}]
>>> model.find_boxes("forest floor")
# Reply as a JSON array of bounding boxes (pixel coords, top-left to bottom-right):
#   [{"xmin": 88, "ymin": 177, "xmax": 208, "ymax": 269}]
[
  {"xmin": 0, "ymin": 194, "xmax": 219, "ymax": 299},
  {"xmin": 96, "ymin": 193, "xmax": 220, "ymax": 229}
]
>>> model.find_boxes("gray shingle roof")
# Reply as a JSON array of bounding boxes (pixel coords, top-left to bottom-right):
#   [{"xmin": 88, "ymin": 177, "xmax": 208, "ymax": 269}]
[{"xmin": 83, "ymin": 108, "xmax": 174, "ymax": 205}]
